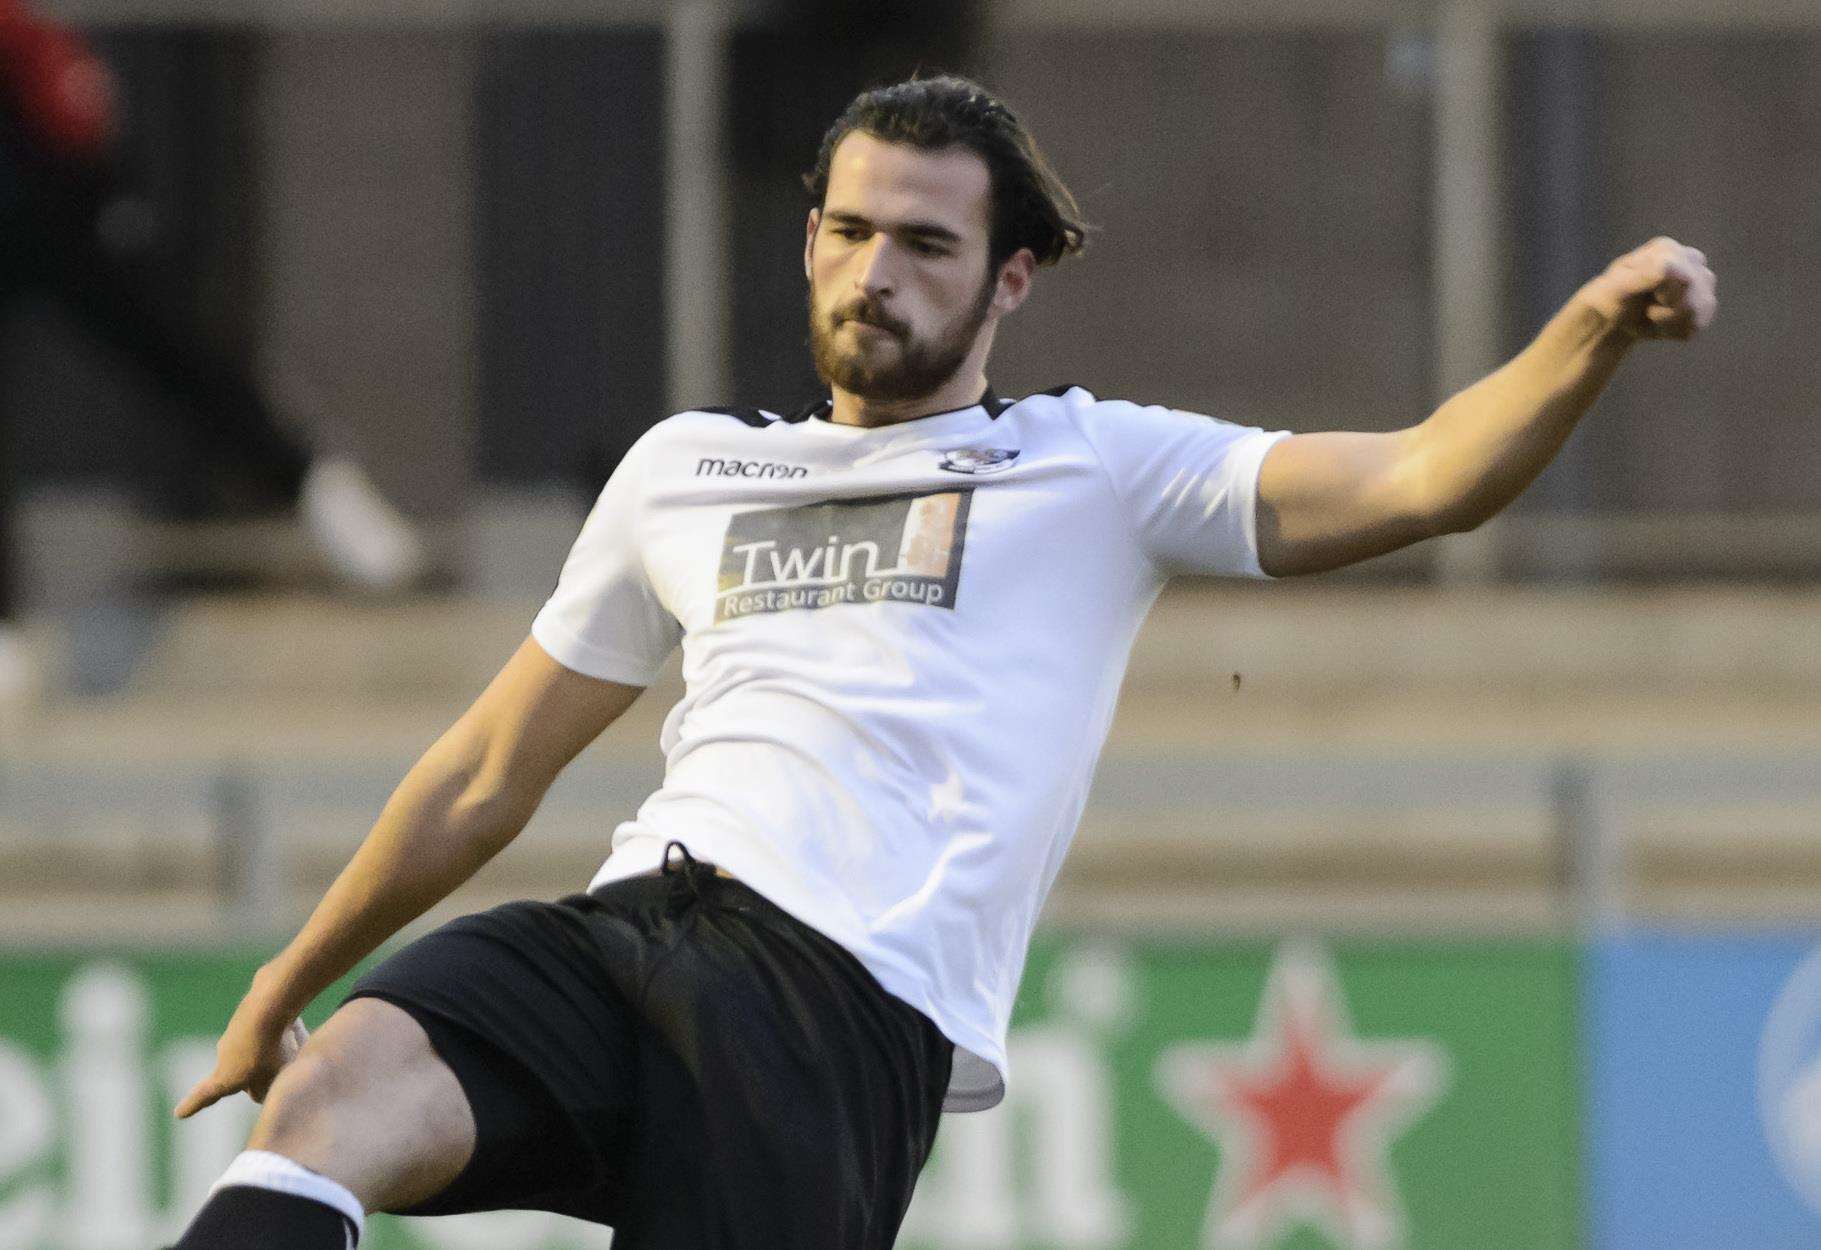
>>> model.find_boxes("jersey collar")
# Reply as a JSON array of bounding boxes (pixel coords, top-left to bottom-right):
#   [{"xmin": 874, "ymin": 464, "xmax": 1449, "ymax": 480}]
[{"xmin": 784, "ymin": 386, "xmax": 1009, "ymax": 426}]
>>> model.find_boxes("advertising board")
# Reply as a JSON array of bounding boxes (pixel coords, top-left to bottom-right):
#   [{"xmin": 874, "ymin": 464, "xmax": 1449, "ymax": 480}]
[
  {"xmin": 1586, "ymin": 931, "xmax": 1821, "ymax": 1250},
  {"xmin": 0, "ymin": 938, "xmax": 1578, "ymax": 1250},
  {"xmin": 906, "ymin": 938, "xmax": 1579, "ymax": 1250}
]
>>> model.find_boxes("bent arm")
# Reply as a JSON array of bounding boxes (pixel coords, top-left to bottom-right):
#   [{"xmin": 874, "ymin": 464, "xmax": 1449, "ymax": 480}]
[
  {"xmin": 1255, "ymin": 302, "xmax": 1630, "ymax": 575},
  {"xmin": 240, "ymin": 636, "xmax": 643, "ymax": 1027},
  {"xmin": 1255, "ymin": 237, "xmax": 1715, "ymax": 577}
]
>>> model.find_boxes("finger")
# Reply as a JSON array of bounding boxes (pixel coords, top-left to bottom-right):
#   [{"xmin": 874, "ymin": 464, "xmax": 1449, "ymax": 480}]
[
  {"xmin": 1645, "ymin": 302, "xmax": 1695, "ymax": 339},
  {"xmin": 174, "ymin": 1076, "xmax": 229, "ymax": 1119},
  {"xmin": 1604, "ymin": 250, "xmax": 1681, "ymax": 303},
  {"xmin": 1653, "ymin": 258, "xmax": 1693, "ymax": 307},
  {"xmin": 1692, "ymin": 288, "xmax": 1718, "ymax": 330}
]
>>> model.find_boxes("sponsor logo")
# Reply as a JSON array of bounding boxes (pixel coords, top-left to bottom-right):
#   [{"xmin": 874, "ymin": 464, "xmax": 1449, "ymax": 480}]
[
  {"xmin": 938, "ymin": 447, "xmax": 1020, "ymax": 475},
  {"xmin": 716, "ymin": 489, "xmax": 971, "ymax": 621},
  {"xmin": 1760, "ymin": 943, "xmax": 1821, "ymax": 1214},
  {"xmin": 695, "ymin": 457, "xmax": 810, "ymax": 479},
  {"xmin": 1155, "ymin": 943, "xmax": 1449, "ymax": 1250}
]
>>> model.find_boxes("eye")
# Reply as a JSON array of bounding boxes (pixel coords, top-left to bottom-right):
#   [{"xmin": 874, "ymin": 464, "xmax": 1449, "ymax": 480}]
[
  {"xmin": 831, "ymin": 225, "xmax": 867, "ymax": 241},
  {"xmin": 909, "ymin": 239, "xmax": 947, "ymax": 257}
]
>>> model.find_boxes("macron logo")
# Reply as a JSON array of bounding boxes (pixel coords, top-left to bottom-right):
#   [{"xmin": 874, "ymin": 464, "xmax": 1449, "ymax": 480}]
[{"xmin": 697, "ymin": 457, "xmax": 810, "ymax": 480}]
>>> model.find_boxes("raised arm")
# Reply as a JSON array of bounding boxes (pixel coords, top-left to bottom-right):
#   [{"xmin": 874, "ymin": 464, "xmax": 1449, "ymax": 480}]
[
  {"xmin": 175, "ymin": 636, "xmax": 643, "ymax": 1117},
  {"xmin": 1254, "ymin": 236, "xmax": 1717, "ymax": 577}
]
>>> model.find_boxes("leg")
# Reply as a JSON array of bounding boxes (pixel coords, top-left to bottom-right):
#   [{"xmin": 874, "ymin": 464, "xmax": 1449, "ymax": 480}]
[
  {"xmin": 600, "ymin": 871, "xmax": 952, "ymax": 1250},
  {"xmin": 0, "ymin": 328, "xmax": 15, "ymax": 625},
  {"xmin": 49, "ymin": 208, "xmax": 429, "ymax": 589},
  {"xmin": 50, "ymin": 202, "xmax": 312, "ymax": 501},
  {"xmin": 171, "ymin": 999, "xmax": 478, "ymax": 1249},
  {"xmin": 0, "ymin": 285, "xmax": 36, "ymax": 704},
  {"xmin": 219, "ymin": 898, "xmax": 647, "ymax": 1234},
  {"xmin": 247, "ymin": 997, "xmax": 476, "ymax": 1213},
  {"xmin": 0, "ymin": 269, "xmax": 29, "ymax": 628}
]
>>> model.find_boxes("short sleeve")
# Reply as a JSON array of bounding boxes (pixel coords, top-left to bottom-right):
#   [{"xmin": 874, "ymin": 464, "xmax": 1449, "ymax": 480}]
[
  {"xmin": 1071, "ymin": 397, "xmax": 1290, "ymax": 578},
  {"xmin": 531, "ymin": 435, "xmax": 682, "ymax": 684}
]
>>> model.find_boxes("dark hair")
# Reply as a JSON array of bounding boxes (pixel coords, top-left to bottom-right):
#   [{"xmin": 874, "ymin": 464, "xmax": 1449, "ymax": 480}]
[{"xmin": 803, "ymin": 75, "xmax": 1089, "ymax": 268}]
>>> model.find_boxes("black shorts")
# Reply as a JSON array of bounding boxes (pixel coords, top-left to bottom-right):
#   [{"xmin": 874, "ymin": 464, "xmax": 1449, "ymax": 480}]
[{"xmin": 342, "ymin": 845, "xmax": 952, "ymax": 1250}]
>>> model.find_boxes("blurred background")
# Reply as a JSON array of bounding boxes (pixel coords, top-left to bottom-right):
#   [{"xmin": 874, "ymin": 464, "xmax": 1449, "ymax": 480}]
[{"xmin": 0, "ymin": 0, "xmax": 1818, "ymax": 1247}]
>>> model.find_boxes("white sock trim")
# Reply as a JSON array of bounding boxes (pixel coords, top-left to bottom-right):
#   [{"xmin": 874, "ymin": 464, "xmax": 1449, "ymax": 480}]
[{"xmin": 210, "ymin": 1149, "xmax": 366, "ymax": 1244}]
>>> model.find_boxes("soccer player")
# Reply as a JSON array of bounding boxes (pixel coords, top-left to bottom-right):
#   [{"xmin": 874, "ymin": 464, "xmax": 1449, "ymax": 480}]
[{"xmin": 166, "ymin": 76, "xmax": 1714, "ymax": 1250}]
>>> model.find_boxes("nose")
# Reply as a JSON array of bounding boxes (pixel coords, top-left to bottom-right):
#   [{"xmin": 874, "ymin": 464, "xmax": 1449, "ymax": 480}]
[{"xmin": 854, "ymin": 233, "xmax": 898, "ymax": 298}]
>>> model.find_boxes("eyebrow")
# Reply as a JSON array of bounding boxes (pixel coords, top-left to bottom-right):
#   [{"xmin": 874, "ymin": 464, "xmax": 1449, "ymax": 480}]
[{"xmin": 824, "ymin": 210, "xmax": 964, "ymax": 244}]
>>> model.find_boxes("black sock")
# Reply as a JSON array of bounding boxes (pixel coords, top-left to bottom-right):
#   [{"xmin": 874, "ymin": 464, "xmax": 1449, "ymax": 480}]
[{"xmin": 173, "ymin": 1185, "xmax": 358, "ymax": 1250}]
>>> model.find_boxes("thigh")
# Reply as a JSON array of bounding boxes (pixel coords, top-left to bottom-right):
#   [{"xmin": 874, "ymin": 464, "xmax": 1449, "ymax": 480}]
[
  {"xmin": 608, "ymin": 882, "xmax": 952, "ymax": 1250},
  {"xmin": 248, "ymin": 997, "xmax": 476, "ymax": 1213},
  {"xmin": 340, "ymin": 899, "xmax": 642, "ymax": 1223}
]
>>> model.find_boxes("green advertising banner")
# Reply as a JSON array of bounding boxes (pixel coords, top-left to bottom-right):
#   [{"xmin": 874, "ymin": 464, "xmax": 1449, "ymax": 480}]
[
  {"xmin": 0, "ymin": 939, "xmax": 1577, "ymax": 1250},
  {"xmin": 903, "ymin": 939, "xmax": 1580, "ymax": 1250}
]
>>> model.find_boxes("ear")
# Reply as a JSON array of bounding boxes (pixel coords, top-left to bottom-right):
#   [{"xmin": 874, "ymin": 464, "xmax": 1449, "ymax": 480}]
[
  {"xmin": 804, "ymin": 208, "xmax": 821, "ymax": 281},
  {"xmin": 992, "ymin": 247, "xmax": 1037, "ymax": 317}
]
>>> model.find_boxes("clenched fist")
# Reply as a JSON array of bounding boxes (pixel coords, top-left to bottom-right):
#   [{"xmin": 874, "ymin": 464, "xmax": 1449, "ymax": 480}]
[{"xmin": 1576, "ymin": 236, "xmax": 1718, "ymax": 341}]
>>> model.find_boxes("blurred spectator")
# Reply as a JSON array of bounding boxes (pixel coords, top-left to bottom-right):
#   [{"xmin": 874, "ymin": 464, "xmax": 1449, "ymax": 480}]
[{"xmin": 0, "ymin": 0, "xmax": 427, "ymax": 698}]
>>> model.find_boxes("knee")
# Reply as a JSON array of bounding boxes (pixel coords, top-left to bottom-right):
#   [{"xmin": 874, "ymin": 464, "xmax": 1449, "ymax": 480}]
[
  {"xmin": 252, "ymin": 1044, "xmax": 355, "ymax": 1151},
  {"xmin": 242, "ymin": 998, "xmax": 478, "ymax": 1212}
]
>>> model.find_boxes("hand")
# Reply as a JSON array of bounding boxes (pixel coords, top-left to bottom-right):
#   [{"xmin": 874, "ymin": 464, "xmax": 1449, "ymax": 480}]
[
  {"xmin": 1575, "ymin": 236, "xmax": 1718, "ymax": 341},
  {"xmin": 173, "ymin": 993, "xmax": 309, "ymax": 1118}
]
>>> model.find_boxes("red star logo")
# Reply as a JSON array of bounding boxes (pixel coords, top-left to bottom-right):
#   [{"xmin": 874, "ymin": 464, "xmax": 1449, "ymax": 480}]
[{"xmin": 1155, "ymin": 944, "xmax": 1449, "ymax": 1249}]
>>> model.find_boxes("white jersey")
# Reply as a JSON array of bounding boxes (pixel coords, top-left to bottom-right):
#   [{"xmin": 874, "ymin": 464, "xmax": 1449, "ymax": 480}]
[{"xmin": 531, "ymin": 385, "xmax": 1287, "ymax": 1111}]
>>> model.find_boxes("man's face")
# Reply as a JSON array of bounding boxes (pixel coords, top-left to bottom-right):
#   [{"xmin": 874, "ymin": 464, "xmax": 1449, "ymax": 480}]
[{"xmin": 805, "ymin": 132, "xmax": 1002, "ymax": 402}]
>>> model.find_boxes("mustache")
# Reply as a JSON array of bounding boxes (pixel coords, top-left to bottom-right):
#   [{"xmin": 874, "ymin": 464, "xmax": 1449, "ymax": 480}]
[{"xmin": 832, "ymin": 301, "xmax": 908, "ymax": 338}]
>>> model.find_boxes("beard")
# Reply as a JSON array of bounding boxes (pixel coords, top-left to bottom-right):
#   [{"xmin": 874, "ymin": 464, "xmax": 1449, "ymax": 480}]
[{"xmin": 807, "ymin": 271, "xmax": 995, "ymax": 404}]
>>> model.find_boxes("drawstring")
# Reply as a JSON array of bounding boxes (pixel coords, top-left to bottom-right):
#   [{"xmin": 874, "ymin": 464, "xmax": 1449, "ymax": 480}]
[{"xmin": 660, "ymin": 840, "xmax": 715, "ymax": 915}]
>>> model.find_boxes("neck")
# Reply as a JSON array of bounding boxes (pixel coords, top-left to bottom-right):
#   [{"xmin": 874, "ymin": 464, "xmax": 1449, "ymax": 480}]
[{"xmin": 827, "ymin": 367, "xmax": 992, "ymax": 428}]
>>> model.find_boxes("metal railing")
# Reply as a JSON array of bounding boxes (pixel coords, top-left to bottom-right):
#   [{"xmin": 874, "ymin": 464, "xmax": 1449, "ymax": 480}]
[{"xmin": 4, "ymin": 747, "xmax": 1817, "ymax": 937}]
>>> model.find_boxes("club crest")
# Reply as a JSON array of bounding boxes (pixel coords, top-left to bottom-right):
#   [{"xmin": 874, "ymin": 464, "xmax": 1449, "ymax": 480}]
[{"xmin": 938, "ymin": 447, "xmax": 1020, "ymax": 475}]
